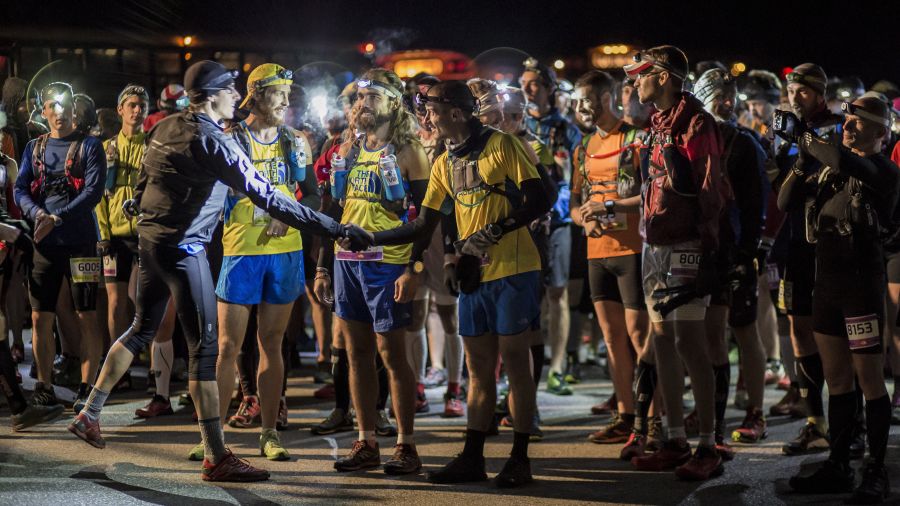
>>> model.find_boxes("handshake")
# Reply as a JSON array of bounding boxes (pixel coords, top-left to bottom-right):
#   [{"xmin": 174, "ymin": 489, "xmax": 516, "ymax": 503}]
[{"xmin": 336, "ymin": 223, "xmax": 375, "ymax": 252}]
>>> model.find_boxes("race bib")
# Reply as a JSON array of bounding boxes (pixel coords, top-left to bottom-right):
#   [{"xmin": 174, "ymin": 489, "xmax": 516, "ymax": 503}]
[
  {"xmin": 669, "ymin": 249, "xmax": 701, "ymax": 277},
  {"xmin": 252, "ymin": 206, "xmax": 270, "ymax": 226},
  {"xmin": 778, "ymin": 280, "xmax": 792, "ymax": 312},
  {"xmin": 336, "ymin": 246, "xmax": 384, "ymax": 261},
  {"xmin": 102, "ymin": 255, "xmax": 117, "ymax": 278},
  {"xmin": 70, "ymin": 257, "xmax": 101, "ymax": 283},
  {"xmin": 845, "ymin": 314, "xmax": 880, "ymax": 350},
  {"xmin": 766, "ymin": 263, "xmax": 780, "ymax": 291}
]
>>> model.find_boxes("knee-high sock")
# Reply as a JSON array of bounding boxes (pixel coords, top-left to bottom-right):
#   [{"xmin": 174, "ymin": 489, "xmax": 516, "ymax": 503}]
[
  {"xmin": 332, "ymin": 347, "xmax": 350, "ymax": 413},
  {"xmin": 827, "ymin": 391, "xmax": 859, "ymax": 465},
  {"xmin": 796, "ymin": 353, "xmax": 825, "ymax": 419},
  {"xmin": 633, "ymin": 360, "xmax": 658, "ymax": 435},
  {"xmin": 376, "ymin": 353, "xmax": 389, "ymax": 411},
  {"xmin": 866, "ymin": 394, "xmax": 891, "ymax": 466},
  {"xmin": 150, "ymin": 340, "xmax": 173, "ymax": 399},
  {"xmin": 713, "ymin": 363, "xmax": 730, "ymax": 436},
  {"xmin": 530, "ymin": 344, "xmax": 544, "ymax": 387}
]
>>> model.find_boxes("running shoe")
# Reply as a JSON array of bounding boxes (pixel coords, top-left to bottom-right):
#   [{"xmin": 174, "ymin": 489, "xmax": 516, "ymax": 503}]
[
  {"xmin": 546, "ymin": 372, "xmax": 573, "ymax": 396},
  {"xmin": 764, "ymin": 359, "xmax": 783, "ymax": 385},
  {"xmin": 72, "ymin": 395, "xmax": 87, "ymax": 415},
  {"xmin": 259, "ymin": 429, "xmax": 290, "ymax": 461},
  {"xmin": 334, "ymin": 440, "xmax": 380, "ymax": 472},
  {"xmin": 276, "ymin": 397, "xmax": 289, "ymax": 431},
  {"xmin": 309, "ymin": 408, "xmax": 354, "ymax": 435},
  {"xmin": 12, "ymin": 403, "xmax": 64, "ymax": 431},
  {"xmin": 788, "ymin": 458, "xmax": 854, "ymax": 494},
  {"xmin": 529, "ymin": 413, "xmax": 544, "ymax": 442},
  {"xmin": 201, "ymin": 450, "xmax": 270, "ymax": 482},
  {"xmin": 847, "ymin": 461, "xmax": 890, "ymax": 504},
  {"xmin": 675, "ymin": 445, "xmax": 724, "ymax": 481},
  {"xmin": 591, "ymin": 393, "xmax": 617, "ymax": 416},
  {"xmin": 135, "ymin": 395, "xmax": 174, "ymax": 418},
  {"xmin": 52, "ymin": 354, "xmax": 80, "ymax": 388},
  {"xmin": 68, "ymin": 413, "xmax": 105, "ymax": 449},
  {"xmin": 187, "ymin": 442, "xmax": 205, "ymax": 461},
  {"xmin": 228, "ymin": 395, "xmax": 261, "ymax": 428},
  {"xmin": 769, "ymin": 385, "xmax": 806, "ymax": 418},
  {"xmin": 424, "ymin": 367, "xmax": 448, "ymax": 388},
  {"xmin": 495, "ymin": 456, "xmax": 533, "ymax": 488},
  {"xmin": 500, "ymin": 415, "xmax": 514, "ymax": 428},
  {"xmin": 620, "ymin": 432, "xmax": 648, "ymax": 461},
  {"xmin": 646, "ymin": 416, "xmax": 664, "ymax": 452},
  {"xmin": 11, "ymin": 341, "xmax": 24, "ymax": 363},
  {"xmin": 782, "ymin": 421, "xmax": 829, "ymax": 455},
  {"xmin": 383, "ymin": 444, "xmax": 422, "ymax": 475},
  {"xmin": 31, "ymin": 382, "xmax": 60, "ymax": 408},
  {"xmin": 683, "ymin": 409, "xmax": 700, "ymax": 438},
  {"xmin": 631, "ymin": 440, "xmax": 691, "ymax": 471},
  {"xmin": 777, "ymin": 375, "xmax": 791, "ymax": 391},
  {"xmin": 564, "ymin": 354, "xmax": 582, "ymax": 384},
  {"xmin": 426, "ymin": 453, "xmax": 487, "ymax": 484},
  {"xmin": 375, "ymin": 409, "xmax": 397, "ymax": 437},
  {"xmin": 443, "ymin": 392, "xmax": 465, "ymax": 418},
  {"xmin": 313, "ymin": 384, "xmax": 335, "ymax": 400},
  {"xmin": 415, "ymin": 384, "xmax": 430, "ymax": 413},
  {"xmin": 588, "ymin": 415, "xmax": 633, "ymax": 444},
  {"xmin": 732, "ymin": 408, "xmax": 767, "ymax": 443},
  {"xmin": 714, "ymin": 436, "xmax": 735, "ymax": 462}
]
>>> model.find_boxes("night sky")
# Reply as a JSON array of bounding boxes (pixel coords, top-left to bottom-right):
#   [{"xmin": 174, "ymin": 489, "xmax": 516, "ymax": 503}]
[{"xmin": 3, "ymin": 0, "xmax": 900, "ymax": 85}]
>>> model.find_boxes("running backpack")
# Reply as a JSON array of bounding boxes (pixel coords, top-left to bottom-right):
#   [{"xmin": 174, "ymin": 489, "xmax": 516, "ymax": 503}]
[
  {"xmin": 577, "ymin": 124, "xmax": 645, "ymax": 201},
  {"xmin": 30, "ymin": 133, "xmax": 86, "ymax": 199}
]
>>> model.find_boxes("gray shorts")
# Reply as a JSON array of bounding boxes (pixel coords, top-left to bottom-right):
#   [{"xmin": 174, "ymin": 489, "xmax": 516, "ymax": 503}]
[
  {"xmin": 546, "ymin": 226, "xmax": 572, "ymax": 289},
  {"xmin": 642, "ymin": 241, "xmax": 709, "ymax": 323}
]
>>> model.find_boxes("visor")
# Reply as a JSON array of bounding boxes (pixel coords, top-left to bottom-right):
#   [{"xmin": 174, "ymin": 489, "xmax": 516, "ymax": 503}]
[
  {"xmin": 842, "ymin": 102, "xmax": 891, "ymax": 128},
  {"xmin": 357, "ymin": 79, "xmax": 401, "ymax": 99},
  {"xmin": 623, "ymin": 52, "xmax": 686, "ymax": 81}
]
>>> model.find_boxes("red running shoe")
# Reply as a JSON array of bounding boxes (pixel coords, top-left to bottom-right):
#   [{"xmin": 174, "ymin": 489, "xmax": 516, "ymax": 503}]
[
  {"xmin": 732, "ymin": 407, "xmax": 767, "ymax": 443},
  {"xmin": 674, "ymin": 446, "xmax": 724, "ymax": 481},
  {"xmin": 619, "ymin": 432, "xmax": 647, "ymax": 461},
  {"xmin": 228, "ymin": 396, "xmax": 261, "ymax": 428},
  {"xmin": 68, "ymin": 413, "xmax": 106, "ymax": 449},
  {"xmin": 631, "ymin": 440, "xmax": 691, "ymax": 471},
  {"xmin": 590, "ymin": 393, "xmax": 617, "ymax": 416},
  {"xmin": 135, "ymin": 395, "xmax": 174, "ymax": 418},
  {"xmin": 715, "ymin": 438, "xmax": 735, "ymax": 462},
  {"xmin": 201, "ymin": 450, "xmax": 270, "ymax": 482},
  {"xmin": 443, "ymin": 393, "xmax": 465, "ymax": 418}
]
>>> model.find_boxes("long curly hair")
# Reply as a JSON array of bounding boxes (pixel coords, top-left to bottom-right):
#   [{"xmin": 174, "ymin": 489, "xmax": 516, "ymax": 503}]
[{"xmin": 361, "ymin": 68, "xmax": 420, "ymax": 149}]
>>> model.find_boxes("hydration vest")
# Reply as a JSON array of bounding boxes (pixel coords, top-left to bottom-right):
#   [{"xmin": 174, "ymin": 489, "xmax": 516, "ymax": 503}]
[
  {"xmin": 231, "ymin": 123, "xmax": 308, "ymax": 186},
  {"xmin": 577, "ymin": 124, "xmax": 645, "ymax": 201},
  {"xmin": 30, "ymin": 133, "xmax": 86, "ymax": 199},
  {"xmin": 340, "ymin": 138, "xmax": 409, "ymax": 218}
]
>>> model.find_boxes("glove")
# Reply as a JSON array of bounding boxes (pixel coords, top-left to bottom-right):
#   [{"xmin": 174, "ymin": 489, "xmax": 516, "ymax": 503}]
[
  {"xmin": 443, "ymin": 262, "xmax": 459, "ymax": 296},
  {"xmin": 694, "ymin": 252, "xmax": 719, "ymax": 296},
  {"xmin": 341, "ymin": 224, "xmax": 374, "ymax": 252},
  {"xmin": 122, "ymin": 199, "xmax": 140, "ymax": 219},
  {"xmin": 97, "ymin": 240, "xmax": 111, "ymax": 257},
  {"xmin": 454, "ymin": 223, "xmax": 502, "ymax": 258}
]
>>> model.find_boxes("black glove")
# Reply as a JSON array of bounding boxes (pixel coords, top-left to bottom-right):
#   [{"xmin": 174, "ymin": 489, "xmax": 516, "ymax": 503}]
[
  {"xmin": 122, "ymin": 199, "xmax": 140, "ymax": 219},
  {"xmin": 694, "ymin": 252, "xmax": 719, "ymax": 296},
  {"xmin": 443, "ymin": 262, "xmax": 459, "ymax": 296},
  {"xmin": 454, "ymin": 223, "xmax": 502, "ymax": 257},
  {"xmin": 341, "ymin": 224, "xmax": 374, "ymax": 252},
  {"xmin": 97, "ymin": 240, "xmax": 111, "ymax": 257}
]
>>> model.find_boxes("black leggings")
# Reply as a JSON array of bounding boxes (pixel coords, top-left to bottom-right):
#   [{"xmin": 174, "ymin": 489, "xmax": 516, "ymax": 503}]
[{"xmin": 119, "ymin": 241, "xmax": 218, "ymax": 381}]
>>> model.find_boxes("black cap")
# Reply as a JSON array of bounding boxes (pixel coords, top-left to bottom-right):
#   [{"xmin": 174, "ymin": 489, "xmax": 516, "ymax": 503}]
[
  {"xmin": 184, "ymin": 60, "xmax": 238, "ymax": 92},
  {"xmin": 427, "ymin": 81, "xmax": 477, "ymax": 112}
]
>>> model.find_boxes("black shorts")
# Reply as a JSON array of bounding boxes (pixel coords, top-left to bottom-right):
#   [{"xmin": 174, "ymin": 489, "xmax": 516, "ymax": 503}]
[
  {"xmin": 709, "ymin": 249, "xmax": 759, "ymax": 327},
  {"xmin": 104, "ymin": 237, "xmax": 138, "ymax": 283},
  {"xmin": 780, "ymin": 241, "xmax": 815, "ymax": 316},
  {"xmin": 588, "ymin": 254, "xmax": 645, "ymax": 310},
  {"xmin": 886, "ymin": 250, "xmax": 900, "ymax": 284},
  {"xmin": 813, "ymin": 272, "xmax": 884, "ymax": 353},
  {"xmin": 29, "ymin": 243, "xmax": 98, "ymax": 313}
]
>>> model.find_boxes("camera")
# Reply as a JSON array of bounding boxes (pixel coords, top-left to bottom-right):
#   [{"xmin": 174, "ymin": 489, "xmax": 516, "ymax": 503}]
[{"xmin": 771, "ymin": 110, "xmax": 807, "ymax": 143}]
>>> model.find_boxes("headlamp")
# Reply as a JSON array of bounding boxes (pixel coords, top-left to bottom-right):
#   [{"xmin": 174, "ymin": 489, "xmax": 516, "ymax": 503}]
[
  {"xmin": 842, "ymin": 102, "xmax": 891, "ymax": 128},
  {"xmin": 357, "ymin": 79, "xmax": 401, "ymax": 99},
  {"xmin": 40, "ymin": 82, "xmax": 74, "ymax": 109},
  {"xmin": 624, "ymin": 52, "xmax": 686, "ymax": 81},
  {"xmin": 254, "ymin": 68, "xmax": 293, "ymax": 90},
  {"xmin": 203, "ymin": 70, "xmax": 239, "ymax": 91}
]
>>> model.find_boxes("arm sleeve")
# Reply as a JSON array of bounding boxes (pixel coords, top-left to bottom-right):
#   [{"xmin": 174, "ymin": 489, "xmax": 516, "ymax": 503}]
[
  {"xmin": 13, "ymin": 142, "xmax": 40, "ymax": 221},
  {"xmin": 372, "ymin": 206, "xmax": 442, "ymax": 261},
  {"xmin": 316, "ymin": 199, "xmax": 344, "ymax": 272},
  {"xmin": 199, "ymin": 133, "xmax": 343, "ymax": 239},
  {"xmin": 496, "ymin": 135, "xmax": 549, "ymax": 233},
  {"xmin": 805, "ymin": 140, "xmax": 886, "ymax": 188},
  {"xmin": 776, "ymin": 168, "xmax": 807, "ymax": 212},
  {"xmin": 57, "ymin": 138, "xmax": 106, "ymax": 221}
]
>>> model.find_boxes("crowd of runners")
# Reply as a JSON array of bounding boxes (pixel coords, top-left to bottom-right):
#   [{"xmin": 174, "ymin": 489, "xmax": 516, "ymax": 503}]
[{"xmin": 1, "ymin": 42, "xmax": 899, "ymax": 503}]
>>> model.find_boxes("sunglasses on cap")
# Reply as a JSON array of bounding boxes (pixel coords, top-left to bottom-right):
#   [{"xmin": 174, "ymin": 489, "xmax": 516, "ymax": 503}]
[
  {"xmin": 624, "ymin": 52, "xmax": 686, "ymax": 81},
  {"xmin": 357, "ymin": 79, "xmax": 401, "ymax": 98},
  {"xmin": 118, "ymin": 85, "xmax": 149, "ymax": 104},
  {"xmin": 254, "ymin": 68, "xmax": 293, "ymax": 89},
  {"xmin": 842, "ymin": 102, "xmax": 891, "ymax": 128}
]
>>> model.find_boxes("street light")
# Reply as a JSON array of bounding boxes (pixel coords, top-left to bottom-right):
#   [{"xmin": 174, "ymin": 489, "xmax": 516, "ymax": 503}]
[
  {"xmin": 182, "ymin": 35, "xmax": 194, "ymax": 47},
  {"xmin": 554, "ymin": 59, "xmax": 565, "ymax": 70}
]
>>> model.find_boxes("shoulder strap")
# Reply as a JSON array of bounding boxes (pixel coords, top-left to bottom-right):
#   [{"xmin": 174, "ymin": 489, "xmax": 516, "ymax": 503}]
[
  {"xmin": 230, "ymin": 122, "xmax": 253, "ymax": 157},
  {"xmin": 32, "ymin": 134, "xmax": 49, "ymax": 178},
  {"xmin": 65, "ymin": 134, "xmax": 86, "ymax": 178},
  {"xmin": 578, "ymin": 133, "xmax": 591, "ymax": 179}
]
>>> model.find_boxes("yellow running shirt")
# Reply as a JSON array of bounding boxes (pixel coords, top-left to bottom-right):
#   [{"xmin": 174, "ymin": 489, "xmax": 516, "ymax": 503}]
[
  {"xmin": 96, "ymin": 131, "xmax": 145, "ymax": 240},
  {"xmin": 423, "ymin": 131, "xmax": 541, "ymax": 283},
  {"xmin": 338, "ymin": 144, "xmax": 411, "ymax": 265},
  {"xmin": 221, "ymin": 126, "xmax": 302, "ymax": 256}
]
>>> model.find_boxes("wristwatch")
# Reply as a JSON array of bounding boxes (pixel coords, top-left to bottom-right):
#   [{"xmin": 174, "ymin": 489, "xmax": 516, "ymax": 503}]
[
  {"xmin": 604, "ymin": 200, "xmax": 616, "ymax": 215},
  {"xmin": 409, "ymin": 260, "xmax": 425, "ymax": 274}
]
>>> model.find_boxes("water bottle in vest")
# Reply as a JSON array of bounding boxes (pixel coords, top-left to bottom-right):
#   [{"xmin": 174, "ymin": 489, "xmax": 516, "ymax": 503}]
[
  {"xmin": 379, "ymin": 153, "xmax": 404, "ymax": 202},
  {"xmin": 330, "ymin": 153, "xmax": 347, "ymax": 201}
]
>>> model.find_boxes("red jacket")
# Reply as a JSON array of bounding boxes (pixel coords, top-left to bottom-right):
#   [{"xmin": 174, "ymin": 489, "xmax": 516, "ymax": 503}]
[{"xmin": 644, "ymin": 93, "xmax": 728, "ymax": 249}]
